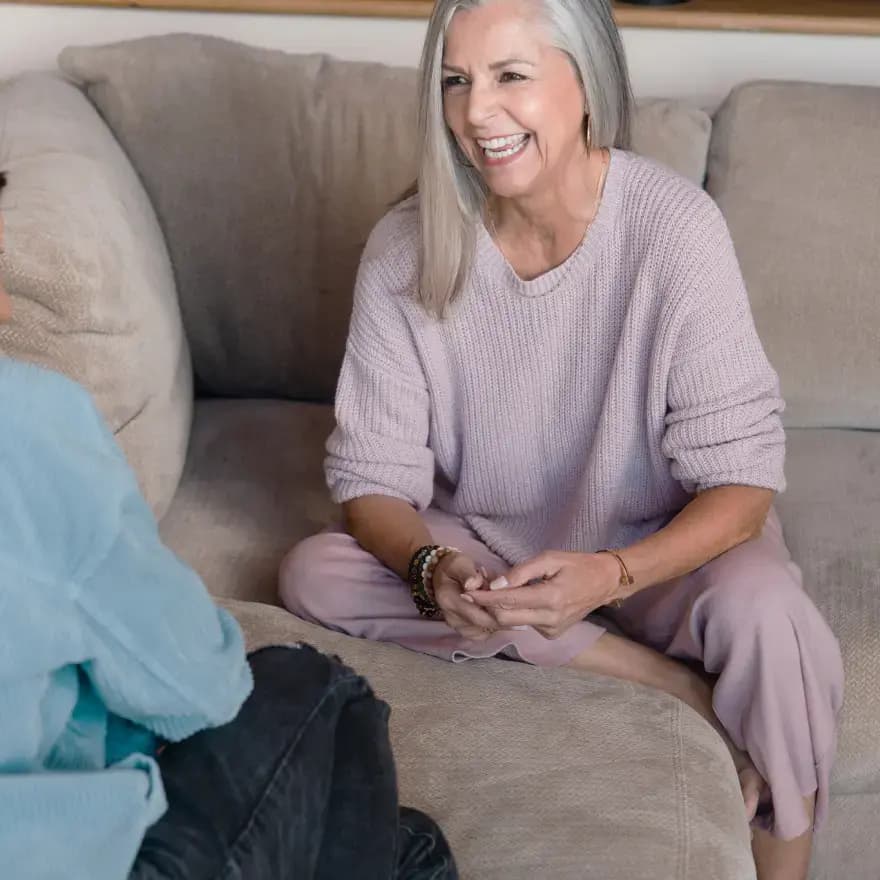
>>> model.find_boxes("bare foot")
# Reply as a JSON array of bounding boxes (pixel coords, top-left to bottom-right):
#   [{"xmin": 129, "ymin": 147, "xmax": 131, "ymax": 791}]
[
  {"xmin": 675, "ymin": 664, "xmax": 769, "ymax": 819},
  {"xmin": 738, "ymin": 764, "xmax": 767, "ymax": 823},
  {"xmin": 695, "ymin": 706, "xmax": 768, "ymax": 820}
]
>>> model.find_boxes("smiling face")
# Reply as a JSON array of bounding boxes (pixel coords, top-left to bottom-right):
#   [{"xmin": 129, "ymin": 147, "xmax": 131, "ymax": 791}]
[
  {"xmin": 441, "ymin": 0, "xmax": 588, "ymax": 200},
  {"xmin": 0, "ymin": 171, "xmax": 9, "ymax": 324}
]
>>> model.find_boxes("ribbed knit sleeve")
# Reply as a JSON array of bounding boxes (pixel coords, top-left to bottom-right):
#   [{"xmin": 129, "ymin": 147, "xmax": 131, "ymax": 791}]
[
  {"xmin": 78, "ymin": 480, "xmax": 253, "ymax": 744},
  {"xmin": 661, "ymin": 200, "xmax": 787, "ymax": 494},
  {"xmin": 325, "ymin": 248, "xmax": 435, "ymax": 510}
]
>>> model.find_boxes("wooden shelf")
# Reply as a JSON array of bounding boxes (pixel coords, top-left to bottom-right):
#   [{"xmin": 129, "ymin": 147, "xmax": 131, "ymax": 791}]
[
  {"xmin": 7, "ymin": 0, "xmax": 880, "ymax": 36},
  {"xmin": 614, "ymin": 0, "xmax": 880, "ymax": 37},
  {"xmin": 7, "ymin": 0, "xmax": 436, "ymax": 16}
]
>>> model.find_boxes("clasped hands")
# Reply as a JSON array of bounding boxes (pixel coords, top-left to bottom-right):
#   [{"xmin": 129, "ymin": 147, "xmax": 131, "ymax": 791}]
[{"xmin": 432, "ymin": 549, "xmax": 625, "ymax": 642}]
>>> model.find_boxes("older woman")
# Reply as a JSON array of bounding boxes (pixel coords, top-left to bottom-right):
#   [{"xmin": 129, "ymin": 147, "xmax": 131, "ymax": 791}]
[{"xmin": 279, "ymin": 1, "xmax": 843, "ymax": 877}]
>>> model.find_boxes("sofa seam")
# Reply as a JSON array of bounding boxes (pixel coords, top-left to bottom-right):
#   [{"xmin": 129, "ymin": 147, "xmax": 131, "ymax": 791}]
[{"xmin": 671, "ymin": 698, "xmax": 691, "ymax": 880}]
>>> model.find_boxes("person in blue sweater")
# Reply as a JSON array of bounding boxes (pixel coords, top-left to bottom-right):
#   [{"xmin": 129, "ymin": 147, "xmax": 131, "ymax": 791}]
[{"xmin": 0, "ymin": 169, "xmax": 457, "ymax": 880}]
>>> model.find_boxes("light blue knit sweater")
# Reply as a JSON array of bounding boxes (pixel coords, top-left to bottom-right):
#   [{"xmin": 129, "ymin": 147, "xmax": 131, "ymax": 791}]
[{"xmin": 0, "ymin": 358, "xmax": 253, "ymax": 880}]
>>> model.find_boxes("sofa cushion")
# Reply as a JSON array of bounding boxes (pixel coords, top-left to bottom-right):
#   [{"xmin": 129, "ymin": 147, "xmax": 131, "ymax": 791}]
[
  {"xmin": 222, "ymin": 597, "xmax": 753, "ymax": 880},
  {"xmin": 0, "ymin": 73, "xmax": 191, "ymax": 517},
  {"xmin": 159, "ymin": 398, "xmax": 338, "ymax": 606},
  {"xmin": 163, "ymin": 398, "xmax": 880, "ymax": 803},
  {"xmin": 60, "ymin": 33, "xmax": 711, "ymax": 402},
  {"xmin": 809, "ymin": 788, "xmax": 880, "ymax": 880},
  {"xmin": 632, "ymin": 98, "xmax": 711, "ymax": 188},
  {"xmin": 706, "ymin": 81, "xmax": 880, "ymax": 431},
  {"xmin": 777, "ymin": 428, "xmax": 880, "ymax": 797}
]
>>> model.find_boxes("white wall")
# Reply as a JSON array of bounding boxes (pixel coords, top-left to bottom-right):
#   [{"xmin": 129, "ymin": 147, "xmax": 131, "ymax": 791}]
[{"xmin": 1, "ymin": 4, "xmax": 879, "ymax": 109}]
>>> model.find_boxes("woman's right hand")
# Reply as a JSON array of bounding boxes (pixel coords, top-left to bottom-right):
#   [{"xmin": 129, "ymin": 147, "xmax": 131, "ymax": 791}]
[{"xmin": 432, "ymin": 552, "xmax": 499, "ymax": 641}]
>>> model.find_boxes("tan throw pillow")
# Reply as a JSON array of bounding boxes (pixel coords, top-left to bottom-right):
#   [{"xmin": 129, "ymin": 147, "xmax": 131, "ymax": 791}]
[
  {"xmin": 707, "ymin": 81, "xmax": 880, "ymax": 430},
  {"xmin": 632, "ymin": 98, "xmax": 712, "ymax": 186},
  {"xmin": 60, "ymin": 33, "xmax": 712, "ymax": 402},
  {"xmin": 0, "ymin": 73, "xmax": 192, "ymax": 518}
]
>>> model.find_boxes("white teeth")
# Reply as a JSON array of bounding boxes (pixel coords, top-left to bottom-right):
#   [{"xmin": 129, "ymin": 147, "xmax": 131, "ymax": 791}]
[
  {"xmin": 477, "ymin": 133, "xmax": 528, "ymax": 150},
  {"xmin": 479, "ymin": 134, "xmax": 529, "ymax": 159}
]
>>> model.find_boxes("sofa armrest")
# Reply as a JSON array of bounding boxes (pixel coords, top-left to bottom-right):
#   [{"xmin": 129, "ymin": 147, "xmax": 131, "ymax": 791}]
[{"xmin": 0, "ymin": 72, "xmax": 192, "ymax": 518}]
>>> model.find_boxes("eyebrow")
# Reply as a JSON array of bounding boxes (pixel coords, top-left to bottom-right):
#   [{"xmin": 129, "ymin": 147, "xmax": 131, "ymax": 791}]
[{"xmin": 441, "ymin": 58, "xmax": 536, "ymax": 73}]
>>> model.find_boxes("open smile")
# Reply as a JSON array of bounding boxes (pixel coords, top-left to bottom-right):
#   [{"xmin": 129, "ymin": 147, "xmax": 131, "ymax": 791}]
[{"xmin": 476, "ymin": 133, "xmax": 531, "ymax": 165}]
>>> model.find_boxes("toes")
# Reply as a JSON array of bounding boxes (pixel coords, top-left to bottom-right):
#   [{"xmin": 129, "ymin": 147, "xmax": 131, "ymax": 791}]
[
  {"xmin": 743, "ymin": 790, "xmax": 760, "ymax": 822},
  {"xmin": 739, "ymin": 769, "xmax": 764, "ymax": 823}
]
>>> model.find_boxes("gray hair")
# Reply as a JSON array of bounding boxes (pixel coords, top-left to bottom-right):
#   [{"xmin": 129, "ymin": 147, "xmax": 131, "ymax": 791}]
[{"xmin": 409, "ymin": 0, "xmax": 633, "ymax": 318}]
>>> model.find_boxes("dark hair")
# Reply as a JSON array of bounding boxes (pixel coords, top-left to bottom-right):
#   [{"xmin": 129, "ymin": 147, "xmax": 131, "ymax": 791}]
[{"xmin": 0, "ymin": 170, "xmax": 6, "ymax": 192}]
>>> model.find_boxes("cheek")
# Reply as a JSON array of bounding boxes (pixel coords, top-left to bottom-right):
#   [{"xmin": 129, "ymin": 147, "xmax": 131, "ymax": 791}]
[
  {"xmin": 443, "ymin": 96, "xmax": 465, "ymax": 135},
  {"xmin": 521, "ymin": 78, "xmax": 584, "ymax": 145},
  {"xmin": 512, "ymin": 93, "xmax": 573, "ymax": 158},
  {"xmin": 512, "ymin": 92, "xmax": 546, "ymax": 133}
]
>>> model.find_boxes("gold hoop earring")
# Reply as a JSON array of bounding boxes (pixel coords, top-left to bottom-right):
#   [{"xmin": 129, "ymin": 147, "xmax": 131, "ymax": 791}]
[{"xmin": 585, "ymin": 113, "xmax": 593, "ymax": 152}]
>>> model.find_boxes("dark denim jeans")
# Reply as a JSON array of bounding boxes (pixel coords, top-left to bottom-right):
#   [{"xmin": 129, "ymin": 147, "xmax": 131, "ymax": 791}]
[{"xmin": 130, "ymin": 645, "xmax": 457, "ymax": 880}]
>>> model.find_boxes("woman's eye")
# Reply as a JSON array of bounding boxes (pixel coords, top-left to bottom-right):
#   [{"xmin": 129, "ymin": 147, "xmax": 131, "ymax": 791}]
[
  {"xmin": 500, "ymin": 72, "xmax": 526, "ymax": 83},
  {"xmin": 442, "ymin": 76, "xmax": 467, "ymax": 89}
]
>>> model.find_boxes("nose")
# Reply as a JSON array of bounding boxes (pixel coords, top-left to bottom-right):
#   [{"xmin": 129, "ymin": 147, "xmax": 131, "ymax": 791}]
[{"xmin": 465, "ymin": 79, "xmax": 497, "ymax": 129}]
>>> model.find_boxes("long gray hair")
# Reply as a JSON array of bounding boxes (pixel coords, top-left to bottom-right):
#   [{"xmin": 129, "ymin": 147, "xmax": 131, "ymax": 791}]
[{"xmin": 407, "ymin": 0, "xmax": 633, "ymax": 318}]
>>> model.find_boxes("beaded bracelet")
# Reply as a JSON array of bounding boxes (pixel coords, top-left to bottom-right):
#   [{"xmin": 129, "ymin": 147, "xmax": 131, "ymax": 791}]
[
  {"xmin": 407, "ymin": 544, "xmax": 460, "ymax": 618},
  {"xmin": 408, "ymin": 545, "xmax": 439, "ymax": 617}
]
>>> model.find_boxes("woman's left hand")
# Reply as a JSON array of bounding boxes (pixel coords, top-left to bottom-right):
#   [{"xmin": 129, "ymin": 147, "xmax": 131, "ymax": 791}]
[{"xmin": 466, "ymin": 551, "xmax": 624, "ymax": 640}]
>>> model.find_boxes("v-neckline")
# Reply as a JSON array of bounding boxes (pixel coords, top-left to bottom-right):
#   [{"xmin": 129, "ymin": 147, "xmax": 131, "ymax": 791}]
[{"xmin": 475, "ymin": 148, "xmax": 626, "ymax": 298}]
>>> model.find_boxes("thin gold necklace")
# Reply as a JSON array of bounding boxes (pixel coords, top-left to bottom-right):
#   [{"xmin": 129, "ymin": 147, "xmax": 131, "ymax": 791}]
[
  {"xmin": 592, "ymin": 148, "xmax": 610, "ymax": 222},
  {"xmin": 487, "ymin": 148, "xmax": 610, "ymax": 237}
]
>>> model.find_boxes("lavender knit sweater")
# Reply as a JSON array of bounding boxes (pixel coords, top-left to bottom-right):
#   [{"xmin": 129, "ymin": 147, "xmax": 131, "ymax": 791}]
[{"xmin": 326, "ymin": 149, "xmax": 786, "ymax": 564}]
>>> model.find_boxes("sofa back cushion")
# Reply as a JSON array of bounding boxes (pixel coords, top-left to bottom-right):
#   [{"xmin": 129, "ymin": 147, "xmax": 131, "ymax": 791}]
[
  {"xmin": 707, "ymin": 81, "xmax": 880, "ymax": 430},
  {"xmin": 0, "ymin": 74, "xmax": 192, "ymax": 517},
  {"xmin": 61, "ymin": 34, "xmax": 712, "ymax": 402}
]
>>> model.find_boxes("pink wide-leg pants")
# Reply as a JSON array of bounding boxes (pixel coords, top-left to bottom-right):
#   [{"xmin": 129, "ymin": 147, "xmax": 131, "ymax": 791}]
[{"xmin": 279, "ymin": 506, "xmax": 843, "ymax": 841}]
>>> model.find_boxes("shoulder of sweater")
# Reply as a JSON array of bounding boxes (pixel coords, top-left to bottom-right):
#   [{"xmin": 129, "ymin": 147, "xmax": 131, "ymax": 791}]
[
  {"xmin": 0, "ymin": 358, "xmax": 134, "ymax": 580},
  {"xmin": 619, "ymin": 151, "xmax": 727, "ymax": 245},
  {"xmin": 359, "ymin": 194, "xmax": 420, "ymax": 291}
]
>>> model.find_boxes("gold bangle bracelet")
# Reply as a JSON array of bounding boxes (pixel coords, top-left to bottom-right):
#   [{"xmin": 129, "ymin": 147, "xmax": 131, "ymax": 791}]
[{"xmin": 598, "ymin": 548, "xmax": 634, "ymax": 608}]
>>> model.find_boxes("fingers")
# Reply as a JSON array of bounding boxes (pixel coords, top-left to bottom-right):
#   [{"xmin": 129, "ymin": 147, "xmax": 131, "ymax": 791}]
[
  {"xmin": 489, "ymin": 553, "xmax": 560, "ymax": 591},
  {"xmin": 434, "ymin": 554, "xmax": 544, "ymax": 639},
  {"xmin": 469, "ymin": 583, "xmax": 562, "ymax": 612},
  {"xmin": 454, "ymin": 595, "xmax": 500, "ymax": 631},
  {"xmin": 462, "ymin": 571, "xmax": 486, "ymax": 592},
  {"xmin": 443, "ymin": 552, "xmax": 480, "ymax": 585},
  {"xmin": 491, "ymin": 607, "xmax": 558, "ymax": 629},
  {"xmin": 435, "ymin": 580, "xmax": 499, "ymax": 633},
  {"xmin": 534, "ymin": 625, "xmax": 565, "ymax": 641},
  {"xmin": 463, "ymin": 565, "xmax": 490, "ymax": 593},
  {"xmin": 443, "ymin": 610, "xmax": 495, "ymax": 641}
]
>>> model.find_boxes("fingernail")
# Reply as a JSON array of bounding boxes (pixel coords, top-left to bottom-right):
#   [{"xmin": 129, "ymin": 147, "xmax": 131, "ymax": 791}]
[
  {"xmin": 512, "ymin": 625, "xmax": 529, "ymax": 631},
  {"xmin": 463, "ymin": 576, "xmax": 479, "ymax": 591},
  {"xmin": 489, "ymin": 576, "xmax": 509, "ymax": 591},
  {"xmin": 461, "ymin": 594, "xmax": 475, "ymax": 603}
]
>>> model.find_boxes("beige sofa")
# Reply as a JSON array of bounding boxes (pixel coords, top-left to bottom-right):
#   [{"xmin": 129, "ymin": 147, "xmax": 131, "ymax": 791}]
[{"xmin": 1, "ymin": 33, "xmax": 878, "ymax": 880}]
